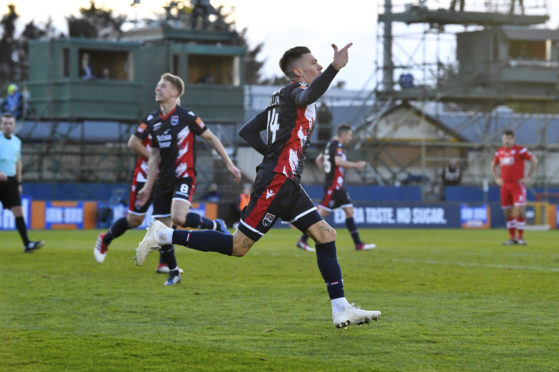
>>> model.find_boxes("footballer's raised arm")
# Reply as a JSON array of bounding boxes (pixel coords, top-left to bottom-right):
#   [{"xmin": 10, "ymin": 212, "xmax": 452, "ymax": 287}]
[{"xmin": 293, "ymin": 65, "xmax": 339, "ymax": 106}]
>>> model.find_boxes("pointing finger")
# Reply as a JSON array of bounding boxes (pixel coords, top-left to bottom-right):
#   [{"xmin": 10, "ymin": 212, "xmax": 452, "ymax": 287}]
[{"xmin": 341, "ymin": 42, "xmax": 353, "ymax": 51}]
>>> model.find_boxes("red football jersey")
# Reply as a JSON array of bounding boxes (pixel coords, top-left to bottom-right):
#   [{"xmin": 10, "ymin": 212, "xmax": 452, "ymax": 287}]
[{"xmin": 493, "ymin": 144, "xmax": 533, "ymax": 182}]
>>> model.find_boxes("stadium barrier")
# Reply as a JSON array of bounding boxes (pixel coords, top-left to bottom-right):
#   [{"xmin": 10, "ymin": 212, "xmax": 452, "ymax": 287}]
[
  {"xmin": 525, "ymin": 202, "xmax": 557, "ymax": 230},
  {"xmin": 105, "ymin": 202, "xmax": 217, "ymax": 230},
  {"xmin": 1, "ymin": 198, "xmax": 556, "ymax": 230},
  {"xmin": 0, "ymin": 196, "xmax": 31, "ymax": 230},
  {"xmin": 276, "ymin": 203, "xmax": 487, "ymax": 229},
  {"xmin": 31, "ymin": 201, "xmax": 97, "ymax": 229},
  {"xmin": 460, "ymin": 204, "xmax": 491, "ymax": 229},
  {"xmin": 1, "ymin": 198, "xmax": 215, "ymax": 230}
]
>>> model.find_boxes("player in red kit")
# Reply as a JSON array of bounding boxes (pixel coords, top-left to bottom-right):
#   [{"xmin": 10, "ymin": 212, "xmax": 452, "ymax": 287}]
[{"xmin": 491, "ymin": 130, "xmax": 538, "ymax": 245}]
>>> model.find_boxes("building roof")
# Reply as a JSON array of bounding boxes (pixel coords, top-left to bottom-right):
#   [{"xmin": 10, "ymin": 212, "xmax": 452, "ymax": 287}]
[
  {"xmin": 434, "ymin": 112, "xmax": 559, "ymax": 145},
  {"xmin": 380, "ymin": 102, "xmax": 470, "ymax": 142},
  {"xmin": 407, "ymin": 101, "xmax": 559, "ymax": 145},
  {"xmin": 502, "ymin": 27, "xmax": 559, "ymax": 41}
]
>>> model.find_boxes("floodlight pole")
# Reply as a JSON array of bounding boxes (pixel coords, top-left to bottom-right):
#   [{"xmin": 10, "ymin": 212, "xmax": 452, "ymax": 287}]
[{"xmin": 383, "ymin": 0, "xmax": 394, "ymax": 92}]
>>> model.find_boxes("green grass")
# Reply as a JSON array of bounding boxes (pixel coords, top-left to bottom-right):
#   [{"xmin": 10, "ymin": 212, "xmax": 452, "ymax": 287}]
[{"xmin": 1, "ymin": 228, "xmax": 558, "ymax": 371}]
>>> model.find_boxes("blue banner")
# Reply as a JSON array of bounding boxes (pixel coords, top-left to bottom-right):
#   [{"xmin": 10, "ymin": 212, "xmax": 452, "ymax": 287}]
[
  {"xmin": 0, "ymin": 195, "xmax": 31, "ymax": 230},
  {"xmin": 108, "ymin": 202, "xmax": 208, "ymax": 229},
  {"xmin": 460, "ymin": 204, "xmax": 490, "ymax": 228},
  {"xmin": 276, "ymin": 203, "xmax": 461, "ymax": 229},
  {"xmin": 330, "ymin": 204, "xmax": 460, "ymax": 228},
  {"xmin": 44, "ymin": 201, "xmax": 84, "ymax": 229}
]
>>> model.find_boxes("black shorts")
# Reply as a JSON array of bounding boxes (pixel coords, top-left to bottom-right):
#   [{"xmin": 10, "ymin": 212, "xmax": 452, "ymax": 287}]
[
  {"xmin": 318, "ymin": 185, "xmax": 352, "ymax": 211},
  {"xmin": 239, "ymin": 169, "xmax": 322, "ymax": 242},
  {"xmin": 0, "ymin": 177, "xmax": 21, "ymax": 209},
  {"xmin": 152, "ymin": 177, "xmax": 196, "ymax": 218},
  {"xmin": 128, "ymin": 180, "xmax": 152, "ymax": 215}
]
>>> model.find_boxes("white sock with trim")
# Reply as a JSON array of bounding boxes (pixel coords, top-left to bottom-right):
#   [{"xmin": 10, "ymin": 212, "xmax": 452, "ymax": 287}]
[
  {"xmin": 331, "ymin": 297, "xmax": 350, "ymax": 313},
  {"xmin": 158, "ymin": 229, "xmax": 173, "ymax": 245}
]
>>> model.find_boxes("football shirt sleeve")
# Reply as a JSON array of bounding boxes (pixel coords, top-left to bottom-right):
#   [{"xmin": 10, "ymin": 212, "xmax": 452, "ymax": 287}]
[
  {"xmin": 239, "ymin": 110, "xmax": 268, "ymax": 155},
  {"xmin": 519, "ymin": 147, "xmax": 533, "ymax": 160},
  {"xmin": 16, "ymin": 137, "xmax": 22, "ymax": 161},
  {"xmin": 291, "ymin": 64, "xmax": 339, "ymax": 106},
  {"xmin": 134, "ymin": 122, "xmax": 149, "ymax": 141},
  {"xmin": 188, "ymin": 112, "xmax": 208, "ymax": 136}
]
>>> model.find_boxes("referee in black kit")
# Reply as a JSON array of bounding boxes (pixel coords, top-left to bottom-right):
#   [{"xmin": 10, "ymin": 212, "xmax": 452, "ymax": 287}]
[{"xmin": 0, "ymin": 113, "xmax": 43, "ymax": 252}]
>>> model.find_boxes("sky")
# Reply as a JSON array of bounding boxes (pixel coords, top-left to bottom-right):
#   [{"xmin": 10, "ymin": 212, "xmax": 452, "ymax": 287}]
[{"xmin": 7, "ymin": 0, "xmax": 559, "ymax": 90}]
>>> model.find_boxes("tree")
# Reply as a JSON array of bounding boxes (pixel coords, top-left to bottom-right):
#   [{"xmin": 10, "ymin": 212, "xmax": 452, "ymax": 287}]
[
  {"xmin": 240, "ymin": 29, "xmax": 265, "ymax": 85},
  {"xmin": 236, "ymin": 28, "xmax": 288, "ymax": 86},
  {"xmin": 0, "ymin": 4, "xmax": 55, "ymax": 85},
  {"xmin": 67, "ymin": 1, "xmax": 126, "ymax": 38},
  {"xmin": 0, "ymin": 4, "xmax": 18, "ymax": 85}
]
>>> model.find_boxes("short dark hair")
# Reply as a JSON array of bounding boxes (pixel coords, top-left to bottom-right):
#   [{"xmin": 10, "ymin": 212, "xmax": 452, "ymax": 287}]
[
  {"xmin": 337, "ymin": 123, "xmax": 352, "ymax": 136},
  {"xmin": 503, "ymin": 130, "xmax": 515, "ymax": 137},
  {"xmin": 1, "ymin": 113, "xmax": 15, "ymax": 121},
  {"xmin": 161, "ymin": 72, "xmax": 185, "ymax": 97},
  {"xmin": 279, "ymin": 46, "xmax": 311, "ymax": 79}
]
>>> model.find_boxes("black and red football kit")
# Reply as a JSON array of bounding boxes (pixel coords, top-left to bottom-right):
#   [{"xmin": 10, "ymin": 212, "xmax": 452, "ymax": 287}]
[
  {"xmin": 136, "ymin": 105, "xmax": 208, "ymax": 218},
  {"xmin": 318, "ymin": 139, "xmax": 352, "ymax": 211},
  {"xmin": 238, "ymin": 64, "xmax": 339, "ymax": 241}
]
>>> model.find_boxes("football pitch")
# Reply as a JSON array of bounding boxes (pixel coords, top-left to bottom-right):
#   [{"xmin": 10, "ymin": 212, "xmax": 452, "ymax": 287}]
[{"xmin": 1, "ymin": 228, "xmax": 558, "ymax": 371}]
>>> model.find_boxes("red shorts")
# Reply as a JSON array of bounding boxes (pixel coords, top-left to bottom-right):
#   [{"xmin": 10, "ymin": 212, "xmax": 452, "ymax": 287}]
[{"xmin": 500, "ymin": 181, "xmax": 526, "ymax": 208}]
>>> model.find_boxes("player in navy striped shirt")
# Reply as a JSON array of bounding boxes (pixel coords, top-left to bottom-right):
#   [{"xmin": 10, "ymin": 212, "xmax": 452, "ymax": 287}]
[
  {"xmin": 135, "ymin": 44, "xmax": 381, "ymax": 328},
  {"xmin": 135, "ymin": 73, "xmax": 241, "ymax": 286}
]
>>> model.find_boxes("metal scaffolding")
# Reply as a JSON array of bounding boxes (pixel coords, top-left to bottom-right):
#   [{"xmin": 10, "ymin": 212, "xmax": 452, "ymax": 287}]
[{"xmin": 354, "ymin": 0, "xmax": 559, "ymax": 200}]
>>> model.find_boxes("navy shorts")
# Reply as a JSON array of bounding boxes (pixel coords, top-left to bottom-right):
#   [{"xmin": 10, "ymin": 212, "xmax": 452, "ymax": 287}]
[
  {"xmin": 318, "ymin": 185, "xmax": 352, "ymax": 212},
  {"xmin": 152, "ymin": 177, "xmax": 196, "ymax": 218},
  {"xmin": 239, "ymin": 169, "xmax": 322, "ymax": 241},
  {"xmin": 0, "ymin": 177, "xmax": 21, "ymax": 209}
]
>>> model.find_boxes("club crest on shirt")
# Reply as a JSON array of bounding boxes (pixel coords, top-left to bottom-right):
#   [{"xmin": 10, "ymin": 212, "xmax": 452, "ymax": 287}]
[
  {"xmin": 195, "ymin": 116, "xmax": 206, "ymax": 129},
  {"xmin": 137, "ymin": 122, "xmax": 147, "ymax": 133},
  {"xmin": 171, "ymin": 115, "xmax": 179, "ymax": 126},
  {"xmin": 262, "ymin": 212, "xmax": 275, "ymax": 227},
  {"xmin": 502, "ymin": 156, "xmax": 514, "ymax": 165}
]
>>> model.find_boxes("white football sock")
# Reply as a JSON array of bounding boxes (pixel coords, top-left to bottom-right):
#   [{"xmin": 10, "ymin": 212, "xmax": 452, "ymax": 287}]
[
  {"xmin": 331, "ymin": 297, "xmax": 350, "ymax": 313},
  {"xmin": 158, "ymin": 229, "xmax": 173, "ymax": 245}
]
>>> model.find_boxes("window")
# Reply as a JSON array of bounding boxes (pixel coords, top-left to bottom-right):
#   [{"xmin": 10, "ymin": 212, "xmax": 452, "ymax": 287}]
[
  {"xmin": 78, "ymin": 49, "xmax": 133, "ymax": 80},
  {"xmin": 187, "ymin": 54, "xmax": 239, "ymax": 86},
  {"xmin": 509, "ymin": 40, "xmax": 546, "ymax": 61},
  {"xmin": 172, "ymin": 54, "xmax": 180, "ymax": 75},
  {"xmin": 62, "ymin": 48, "xmax": 70, "ymax": 78}
]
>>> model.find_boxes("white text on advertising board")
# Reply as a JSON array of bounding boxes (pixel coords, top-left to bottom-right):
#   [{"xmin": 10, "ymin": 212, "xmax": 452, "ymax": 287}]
[
  {"xmin": 334, "ymin": 207, "xmax": 447, "ymax": 225},
  {"xmin": 46, "ymin": 207, "xmax": 84, "ymax": 224}
]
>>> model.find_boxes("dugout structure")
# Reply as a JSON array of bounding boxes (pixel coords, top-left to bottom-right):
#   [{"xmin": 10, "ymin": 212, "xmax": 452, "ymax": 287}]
[
  {"xmin": 27, "ymin": 27, "xmax": 245, "ymax": 123},
  {"xmin": 19, "ymin": 22, "xmax": 246, "ymax": 198}
]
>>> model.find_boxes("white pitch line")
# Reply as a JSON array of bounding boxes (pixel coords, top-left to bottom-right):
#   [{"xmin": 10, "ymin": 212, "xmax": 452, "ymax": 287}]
[{"xmin": 390, "ymin": 258, "xmax": 559, "ymax": 272}]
